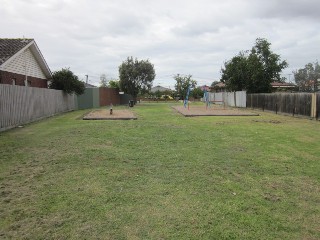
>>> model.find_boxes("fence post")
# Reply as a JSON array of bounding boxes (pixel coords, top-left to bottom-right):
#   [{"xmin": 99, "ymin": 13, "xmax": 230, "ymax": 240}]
[{"xmin": 311, "ymin": 93, "xmax": 317, "ymax": 118}]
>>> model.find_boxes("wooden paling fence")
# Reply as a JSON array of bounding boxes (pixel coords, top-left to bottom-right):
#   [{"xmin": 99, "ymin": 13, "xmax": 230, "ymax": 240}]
[
  {"xmin": 247, "ymin": 93, "xmax": 319, "ymax": 118},
  {"xmin": 0, "ymin": 85, "xmax": 76, "ymax": 131}
]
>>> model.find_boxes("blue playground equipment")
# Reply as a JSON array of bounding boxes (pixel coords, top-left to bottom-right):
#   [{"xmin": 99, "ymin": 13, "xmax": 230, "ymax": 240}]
[
  {"xmin": 183, "ymin": 86, "xmax": 191, "ymax": 108},
  {"xmin": 203, "ymin": 89, "xmax": 210, "ymax": 109}
]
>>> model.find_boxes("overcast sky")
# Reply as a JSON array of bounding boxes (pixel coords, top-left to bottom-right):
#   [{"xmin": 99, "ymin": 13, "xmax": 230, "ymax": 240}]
[{"xmin": 1, "ymin": 0, "xmax": 320, "ymax": 88}]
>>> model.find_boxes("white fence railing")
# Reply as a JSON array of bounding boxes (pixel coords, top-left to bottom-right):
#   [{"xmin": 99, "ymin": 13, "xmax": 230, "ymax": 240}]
[
  {"xmin": 207, "ymin": 91, "xmax": 247, "ymax": 107},
  {"xmin": 0, "ymin": 85, "xmax": 75, "ymax": 132}
]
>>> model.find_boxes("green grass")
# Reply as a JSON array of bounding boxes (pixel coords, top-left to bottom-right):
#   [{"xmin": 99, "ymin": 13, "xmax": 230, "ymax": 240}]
[{"xmin": 0, "ymin": 103, "xmax": 319, "ymax": 239}]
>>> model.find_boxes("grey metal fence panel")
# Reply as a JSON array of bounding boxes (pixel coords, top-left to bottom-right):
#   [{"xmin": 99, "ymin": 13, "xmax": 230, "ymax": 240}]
[
  {"xmin": 208, "ymin": 91, "xmax": 246, "ymax": 107},
  {"xmin": 208, "ymin": 92, "xmax": 223, "ymax": 104},
  {"xmin": 0, "ymin": 85, "xmax": 75, "ymax": 131},
  {"xmin": 235, "ymin": 91, "xmax": 247, "ymax": 107},
  {"xmin": 225, "ymin": 92, "xmax": 234, "ymax": 106}
]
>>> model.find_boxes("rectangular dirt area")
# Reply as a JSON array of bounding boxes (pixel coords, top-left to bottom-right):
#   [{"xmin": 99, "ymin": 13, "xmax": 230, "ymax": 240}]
[
  {"xmin": 172, "ymin": 105, "xmax": 259, "ymax": 117},
  {"xmin": 83, "ymin": 109, "xmax": 137, "ymax": 120}
]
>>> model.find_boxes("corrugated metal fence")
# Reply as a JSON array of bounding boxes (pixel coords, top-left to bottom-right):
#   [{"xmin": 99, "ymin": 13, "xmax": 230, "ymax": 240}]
[
  {"xmin": 247, "ymin": 92, "xmax": 319, "ymax": 118},
  {"xmin": 76, "ymin": 87, "xmax": 132, "ymax": 110},
  {"xmin": 207, "ymin": 91, "xmax": 247, "ymax": 107},
  {"xmin": 0, "ymin": 85, "xmax": 75, "ymax": 131}
]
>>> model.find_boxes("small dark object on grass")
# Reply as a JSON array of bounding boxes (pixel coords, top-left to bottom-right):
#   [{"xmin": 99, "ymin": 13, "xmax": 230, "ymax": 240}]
[{"xmin": 110, "ymin": 104, "xmax": 113, "ymax": 115}]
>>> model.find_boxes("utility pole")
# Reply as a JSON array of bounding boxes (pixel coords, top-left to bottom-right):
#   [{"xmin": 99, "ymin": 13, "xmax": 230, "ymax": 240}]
[{"xmin": 85, "ymin": 75, "xmax": 88, "ymax": 84}]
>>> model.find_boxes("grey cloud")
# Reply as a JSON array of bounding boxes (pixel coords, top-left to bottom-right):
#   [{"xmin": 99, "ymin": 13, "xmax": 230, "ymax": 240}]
[
  {"xmin": 252, "ymin": 0, "xmax": 320, "ymax": 20},
  {"xmin": 1, "ymin": 0, "xmax": 319, "ymax": 88}
]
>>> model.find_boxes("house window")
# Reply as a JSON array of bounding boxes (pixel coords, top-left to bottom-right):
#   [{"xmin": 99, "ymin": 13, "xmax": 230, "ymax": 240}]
[{"xmin": 12, "ymin": 78, "xmax": 16, "ymax": 85}]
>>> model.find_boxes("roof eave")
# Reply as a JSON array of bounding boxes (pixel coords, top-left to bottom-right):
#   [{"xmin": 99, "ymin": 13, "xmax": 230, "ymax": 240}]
[{"xmin": 29, "ymin": 41, "xmax": 52, "ymax": 79}]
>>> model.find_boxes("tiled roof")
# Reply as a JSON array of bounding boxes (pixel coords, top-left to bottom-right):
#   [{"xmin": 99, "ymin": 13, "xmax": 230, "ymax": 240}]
[
  {"xmin": 271, "ymin": 82, "xmax": 296, "ymax": 87},
  {"xmin": 0, "ymin": 38, "xmax": 33, "ymax": 65},
  {"xmin": 214, "ymin": 82, "xmax": 226, "ymax": 88}
]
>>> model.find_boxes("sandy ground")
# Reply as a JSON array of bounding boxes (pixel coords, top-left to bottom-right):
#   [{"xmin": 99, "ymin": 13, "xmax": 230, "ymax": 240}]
[
  {"xmin": 172, "ymin": 105, "xmax": 259, "ymax": 116},
  {"xmin": 83, "ymin": 109, "xmax": 137, "ymax": 120}
]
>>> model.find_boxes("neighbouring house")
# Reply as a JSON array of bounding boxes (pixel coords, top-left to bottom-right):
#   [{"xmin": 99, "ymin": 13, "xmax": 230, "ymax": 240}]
[
  {"xmin": 0, "ymin": 38, "xmax": 51, "ymax": 88},
  {"xmin": 200, "ymin": 85, "xmax": 210, "ymax": 91},
  {"xmin": 150, "ymin": 85, "xmax": 172, "ymax": 93},
  {"xmin": 211, "ymin": 82, "xmax": 226, "ymax": 92},
  {"xmin": 271, "ymin": 81, "xmax": 297, "ymax": 92},
  {"xmin": 84, "ymin": 82, "xmax": 97, "ymax": 88}
]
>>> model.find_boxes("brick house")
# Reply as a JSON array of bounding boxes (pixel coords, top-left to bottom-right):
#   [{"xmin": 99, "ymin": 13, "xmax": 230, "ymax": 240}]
[{"xmin": 0, "ymin": 38, "xmax": 51, "ymax": 88}]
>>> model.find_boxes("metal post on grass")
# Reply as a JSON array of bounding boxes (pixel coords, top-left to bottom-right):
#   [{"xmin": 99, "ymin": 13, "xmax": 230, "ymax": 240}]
[
  {"xmin": 110, "ymin": 103, "xmax": 113, "ymax": 115},
  {"xmin": 184, "ymin": 86, "xmax": 191, "ymax": 108}
]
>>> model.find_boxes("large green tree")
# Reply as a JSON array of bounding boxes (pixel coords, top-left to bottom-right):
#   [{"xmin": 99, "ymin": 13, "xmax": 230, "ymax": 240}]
[
  {"xmin": 108, "ymin": 79, "xmax": 120, "ymax": 89},
  {"xmin": 221, "ymin": 38, "xmax": 288, "ymax": 93},
  {"xmin": 49, "ymin": 68, "xmax": 85, "ymax": 95},
  {"xmin": 192, "ymin": 87, "xmax": 204, "ymax": 99},
  {"xmin": 221, "ymin": 52, "xmax": 248, "ymax": 92},
  {"xmin": 293, "ymin": 62, "xmax": 320, "ymax": 92},
  {"xmin": 119, "ymin": 57, "xmax": 155, "ymax": 99},
  {"xmin": 174, "ymin": 74, "xmax": 197, "ymax": 99}
]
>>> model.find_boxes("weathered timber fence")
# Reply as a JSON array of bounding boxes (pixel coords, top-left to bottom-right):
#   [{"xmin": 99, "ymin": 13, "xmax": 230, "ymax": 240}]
[
  {"xmin": 317, "ymin": 93, "xmax": 320, "ymax": 118},
  {"xmin": 247, "ymin": 92, "xmax": 319, "ymax": 118},
  {"xmin": 0, "ymin": 85, "xmax": 75, "ymax": 131}
]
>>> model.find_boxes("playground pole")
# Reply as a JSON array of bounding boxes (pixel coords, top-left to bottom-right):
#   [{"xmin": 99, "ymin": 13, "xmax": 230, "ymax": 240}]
[
  {"xmin": 184, "ymin": 86, "xmax": 191, "ymax": 108},
  {"xmin": 204, "ymin": 89, "xmax": 209, "ymax": 110}
]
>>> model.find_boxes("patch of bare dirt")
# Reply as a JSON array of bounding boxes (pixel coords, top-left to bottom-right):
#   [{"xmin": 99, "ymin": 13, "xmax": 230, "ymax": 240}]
[
  {"xmin": 172, "ymin": 105, "xmax": 259, "ymax": 117},
  {"xmin": 83, "ymin": 109, "xmax": 137, "ymax": 120},
  {"xmin": 252, "ymin": 120, "xmax": 281, "ymax": 124}
]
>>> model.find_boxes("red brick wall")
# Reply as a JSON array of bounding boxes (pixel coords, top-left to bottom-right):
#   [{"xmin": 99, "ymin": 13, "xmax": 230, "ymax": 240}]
[
  {"xmin": 0, "ymin": 71, "xmax": 48, "ymax": 88},
  {"xmin": 99, "ymin": 87, "xmax": 120, "ymax": 106}
]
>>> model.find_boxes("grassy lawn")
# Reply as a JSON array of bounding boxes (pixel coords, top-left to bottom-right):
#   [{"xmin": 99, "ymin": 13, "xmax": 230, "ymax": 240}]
[{"xmin": 0, "ymin": 103, "xmax": 319, "ymax": 239}]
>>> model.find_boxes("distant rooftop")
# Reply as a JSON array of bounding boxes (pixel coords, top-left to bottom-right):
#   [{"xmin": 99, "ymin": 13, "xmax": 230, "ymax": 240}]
[
  {"xmin": 271, "ymin": 82, "xmax": 296, "ymax": 88},
  {"xmin": 213, "ymin": 82, "xmax": 226, "ymax": 88},
  {"xmin": 150, "ymin": 85, "xmax": 171, "ymax": 93},
  {"xmin": 84, "ymin": 82, "xmax": 97, "ymax": 88}
]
